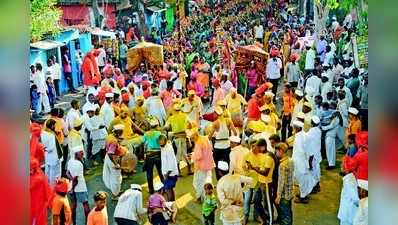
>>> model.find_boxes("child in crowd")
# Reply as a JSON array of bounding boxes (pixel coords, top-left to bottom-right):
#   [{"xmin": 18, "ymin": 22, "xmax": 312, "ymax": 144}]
[
  {"xmin": 202, "ymin": 183, "xmax": 218, "ymax": 225},
  {"xmin": 341, "ymin": 134, "xmax": 357, "ymax": 176},
  {"xmin": 87, "ymin": 191, "xmax": 108, "ymax": 225},
  {"xmin": 46, "ymin": 77, "xmax": 56, "ymax": 108},
  {"xmin": 148, "ymin": 182, "xmax": 168, "ymax": 225},
  {"xmin": 51, "ymin": 178, "xmax": 72, "ymax": 225},
  {"xmin": 159, "ymin": 134, "xmax": 179, "ymax": 201},
  {"xmin": 30, "ymin": 84, "xmax": 40, "ymax": 114}
]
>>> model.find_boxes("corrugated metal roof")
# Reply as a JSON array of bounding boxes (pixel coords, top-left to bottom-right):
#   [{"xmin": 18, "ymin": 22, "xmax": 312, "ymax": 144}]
[
  {"xmin": 30, "ymin": 40, "xmax": 65, "ymax": 50},
  {"xmin": 90, "ymin": 28, "xmax": 116, "ymax": 38}
]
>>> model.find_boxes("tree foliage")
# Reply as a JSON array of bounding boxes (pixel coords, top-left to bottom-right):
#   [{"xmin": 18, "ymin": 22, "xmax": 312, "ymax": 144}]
[{"xmin": 30, "ymin": 0, "xmax": 63, "ymax": 42}]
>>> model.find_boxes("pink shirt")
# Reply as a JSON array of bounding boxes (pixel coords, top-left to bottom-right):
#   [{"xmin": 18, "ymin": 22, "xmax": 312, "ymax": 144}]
[
  {"xmin": 160, "ymin": 89, "xmax": 181, "ymax": 110},
  {"xmin": 148, "ymin": 193, "xmax": 166, "ymax": 209},
  {"xmin": 246, "ymin": 68, "xmax": 258, "ymax": 88},
  {"xmin": 212, "ymin": 87, "xmax": 225, "ymax": 107},
  {"xmin": 192, "ymin": 136, "xmax": 215, "ymax": 171}
]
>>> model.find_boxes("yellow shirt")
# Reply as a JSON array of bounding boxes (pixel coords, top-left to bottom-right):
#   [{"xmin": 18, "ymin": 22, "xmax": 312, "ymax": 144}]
[
  {"xmin": 260, "ymin": 154, "xmax": 275, "ymax": 184},
  {"xmin": 244, "ymin": 152, "xmax": 266, "ymax": 188},
  {"xmin": 165, "ymin": 111, "xmax": 188, "ymax": 134},
  {"xmin": 226, "ymin": 94, "xmax": 247, "ymax": 114},
  {"xmin": 109, "ymin": 117, "xmax": 137, "ymax": 139}
]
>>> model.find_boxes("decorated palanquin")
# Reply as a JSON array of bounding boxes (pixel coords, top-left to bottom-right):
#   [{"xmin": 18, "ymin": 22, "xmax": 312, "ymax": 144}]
[
  {"xmin": 235, "ymin": 45, "xmax": 269, "ymax": 79},
  {"xmin": 127, "ymin": 40, "xmax": 164, "ymax": 72}
]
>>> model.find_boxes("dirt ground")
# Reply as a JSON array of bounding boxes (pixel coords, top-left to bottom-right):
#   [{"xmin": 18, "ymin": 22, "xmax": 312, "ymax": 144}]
[{"xmin": 70, "ymin": 155, "xmax": 342, "ymax": 225}]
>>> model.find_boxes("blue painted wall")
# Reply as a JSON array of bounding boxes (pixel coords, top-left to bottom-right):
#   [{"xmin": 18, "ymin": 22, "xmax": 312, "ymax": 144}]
[{"xmin": 29, "ymin": 29, "xmax": 93, "ymax": 95}]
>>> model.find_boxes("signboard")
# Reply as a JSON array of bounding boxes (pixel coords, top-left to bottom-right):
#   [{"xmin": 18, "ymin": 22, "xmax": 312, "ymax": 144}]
[{"xmin": 356, "ymin": 35, "xmax": 368, "ymax": 68}]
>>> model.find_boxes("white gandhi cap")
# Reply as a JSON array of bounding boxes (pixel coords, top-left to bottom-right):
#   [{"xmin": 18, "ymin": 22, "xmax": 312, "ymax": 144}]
[
  {"xmin": 348, "ymin": 107, "xmax": 359, "ymax": 115},
  {"xmin": 311, "ymin": 115, "xmax": 320, "ymax": 124},
  {"xmin": 217, "ymin": 161, "xmax": 229, "ymax": 171},
  {"xmin": 293, "ymin": 120, "xmax": 304, "ymax": 128},
  {"xmin": 229, "ymin": 136, "xmax": 241, "ymax": 143}
]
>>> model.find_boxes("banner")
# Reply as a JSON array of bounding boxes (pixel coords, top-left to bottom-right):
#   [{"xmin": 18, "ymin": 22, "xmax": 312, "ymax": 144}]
[
  {"xmin": 166, "ymin": 7, "xmax": 175, "ymax": 32},
  {"xmin": 356, "ymin": 35, "xmax": 368, "ymax": 68}
]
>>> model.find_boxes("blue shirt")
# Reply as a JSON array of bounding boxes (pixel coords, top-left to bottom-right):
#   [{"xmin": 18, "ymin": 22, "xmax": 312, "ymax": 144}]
[
  {"xmin": 119, "ymin": 44, "xmax": 128, "ymax": 58},
  {"xmin": 143, "ymin": 130, "xmax": 162, "ymax": 151}
]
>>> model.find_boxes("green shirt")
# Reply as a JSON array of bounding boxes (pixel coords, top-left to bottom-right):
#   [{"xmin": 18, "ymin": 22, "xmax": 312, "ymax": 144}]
[
  {"xmin": 202, "ymin": 194, "xmax": 217, "ymax": 216},
  {"xmin": 143, "ymin": 130, "xmax": 162, "ymax": 151}
]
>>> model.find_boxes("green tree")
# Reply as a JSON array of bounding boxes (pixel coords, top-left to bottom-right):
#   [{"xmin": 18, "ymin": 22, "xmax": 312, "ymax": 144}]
[
  {"xmin": 30, "ymin": 0, "xmax": 63, "ymax": 42},
  {"xmin": 314, "ymin": 0, "xmax": 339, "ymax": 37}
]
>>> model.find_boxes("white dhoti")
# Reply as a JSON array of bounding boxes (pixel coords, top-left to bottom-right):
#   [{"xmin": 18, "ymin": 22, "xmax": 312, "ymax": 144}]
[
  {"xmin": 325, "ymin": 135, "xmax": 336, "ymax": 166},
  {"xmin": 45, "ymin": 161, "xmax": 61, "ymax": 186},
  {"xmin": 295, "ymin": 170, "xmax": 316, "ymax": 198},
  {"xmin": 38, "ymin": 92, "xmax": 51, "ymax": 114},
  {"xmin": 103, "ymin": 154, "xmax": 122, "ymax": 196},
  {"xmin": 92, "ymin": 139, "xmax": 105, "ymax": 155},
  {"xmin": 193, "ymin": 170, "xmax": 212, "ymax": 199},
  {"xmin": 174, "ymin": 137, "xmax": 187, "ymax": 162},
  {"xmin": 311, "ymin": 158, "xmax": 322, "ymax": 183}
]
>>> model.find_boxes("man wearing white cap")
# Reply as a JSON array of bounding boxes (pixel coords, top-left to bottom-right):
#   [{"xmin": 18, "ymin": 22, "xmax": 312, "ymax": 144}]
[
  {"xmin": 103, "ymin": 124, "xmax": 125, "ymax": 199},
  {"xmin": 82, "ymin": 89, "xmax": 100, "ymax": 116},
  {"xmin": 144, "ymin": 88, "xmax": 167, "ymax": 126},
  {"xmin": 229, "ymin": 136, "xmax": 249, "ymax": 175},
  {"xmin": 100, "ymin": 92, "xmax": 115, "ymax": 129},
  {"xmin": 66, "ymin": 145, "xmax": 90, "ymax": 224},
  {"xmin": 322, "ymin": 109, "xmax": 340, "ymax": 169},
  {"xmin": 225, "ymin": 88, "xmax": 247, "ymax": 128},
  {"xmin": 66, "ymin": 99, "xmax": 82, "ymax": 131},
  {"xmin": 85, "ymin": 104, "xmax": 107, "ymax": 165},
  {"xmin": 114, "ymin": 184, "xmax": 147, "ymax": 225},
  {"xmin": 306, "ymin": 115, "xmax": 322, "ymax": 193},
  {"xmin": 208, "ymin": 106, "xmax": 238, "ymax": 180},
  {"xmin": 304, "ymin": 44, "xmax": 316, "ymax": 73},
  {"xmin": 337, "ymin": 90, "xmax": 350, "ymax": 146},
  {"xmin": 188, "ymin": 127, "xmax": 215, "ymax": 201},
  {"xmin": 68, "ymin": 118, "xmax": 85, "ymax": 159},
  {"xmin": 346, "ymin": 107, "xmax": 362, "ymax": 138},
  {"xmin": 142, "ymin": 117, "xmax": 164, "ymax": 194},
  {"xmin": 216, "ymin": 161, "xmax": 253, "ymax": 225},
  {"xmin": 292, "ymin": 120, "xmax": 316, "ymax": 203},
  {"xmin": 338, "ymin": 173, "xmax": 360, "ymax": 225},
  {"xmin": 164, "ymin": 102, "xmax": 193, "ymax": 176}
]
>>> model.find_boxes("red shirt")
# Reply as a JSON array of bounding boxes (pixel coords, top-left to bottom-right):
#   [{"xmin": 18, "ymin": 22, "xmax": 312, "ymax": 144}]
[
  {"xmin": 344, "ymin": 150, "xmax": 368, "ymax": 180},
  {"xmin": 247, "ymin": 98, "xmax": 261, "ymax": 121}
]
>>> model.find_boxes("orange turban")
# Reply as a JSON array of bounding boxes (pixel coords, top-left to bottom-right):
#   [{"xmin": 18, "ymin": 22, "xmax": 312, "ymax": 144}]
[
  {"xmin": 356, "ymin": 131, "xmax": 368, "ymax": 149},
  {"xmin": 121, "ymin": 93, "xmax": 130, "ymax": 102},
  {"xmin": 54, "ymin": 178, "xmax": 69, "ymax": 194}
]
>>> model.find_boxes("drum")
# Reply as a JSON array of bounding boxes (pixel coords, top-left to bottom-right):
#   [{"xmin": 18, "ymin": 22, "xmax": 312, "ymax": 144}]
[{"xmin": 121, "ymin": 151, "xmax": 138, "ymax": 173}]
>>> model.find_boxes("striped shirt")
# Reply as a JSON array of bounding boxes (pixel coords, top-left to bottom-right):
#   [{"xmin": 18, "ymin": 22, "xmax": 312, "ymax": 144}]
[{"xmin": 277, "ymin": 156, "xmax": 294, "ymax": 200}]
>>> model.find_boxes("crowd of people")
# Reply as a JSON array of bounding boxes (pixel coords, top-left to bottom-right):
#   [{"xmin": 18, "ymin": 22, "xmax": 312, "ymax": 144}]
[{"xmin": 30, "ymin": 0, "xmax": 368, "ymax": 225}]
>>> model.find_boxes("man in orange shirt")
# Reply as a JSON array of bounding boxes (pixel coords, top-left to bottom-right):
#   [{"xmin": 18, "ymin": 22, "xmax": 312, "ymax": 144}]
[
  {"xmin": 87, "ymin": 191, "xmax": 108, "ymax": 225},
  {"xmin": 346, "ymin": 107, "xmax": 362, "ymax": 138},
  {"xmin": 281, "ymin": 84, "xmax": 295, "ymax": 141},
  {"xmin": 51, "ymin": 178, "xmax": 72, "ymax": 225}
]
